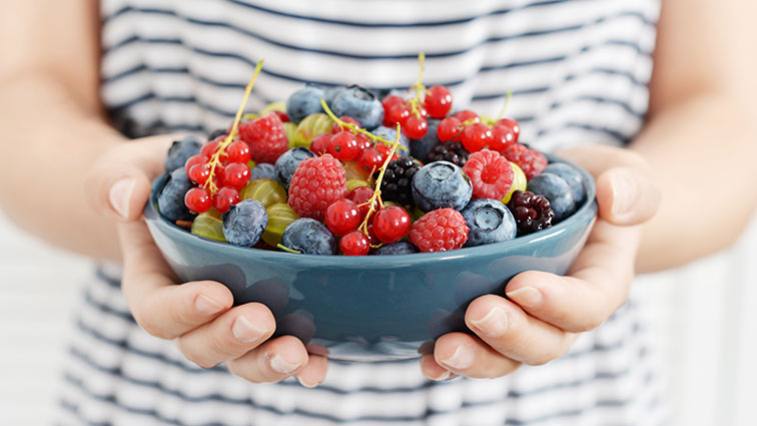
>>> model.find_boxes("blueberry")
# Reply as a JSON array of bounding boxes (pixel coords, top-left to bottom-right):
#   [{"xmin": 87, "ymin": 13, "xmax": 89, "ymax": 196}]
[
  {"xmin": 250, "ymin": 163, "xmax": 277, "ymax": 181},
  {"xmin": 286, "ymin": 85, "xmax": 325, "ymax": 123},
  {"xmin": 374, "ymin": 241, "xmax": 419, "ymax": 255},
  {"xmin": 157, "ymin": 169, "xmax": 195, "ymax": 222},
  {"xmin": 410, "ymin": 119, "xmax": 440, "ymax": 162},
  {"xmin": 528, "ymin": 173, "xmax": 576, "ymax": 222},
  {"xmin": 281, "ymin": 218, "xmax": 337, "ymax": 255},
  {"xmin": 223, "ymin": 200, "xmax": 268, "ymax": 247},
  {"xmin": 544, "ymin": 163, "xmax": 586, "ymax": 204},
  {"xmin": 330, "ymin": 85, "xmax": 384, "ymax": 130},
  {"xmin": 372, "ymin": 126, "xmax": 409, "ymax": 155},
  {"xmin": 412, "ymin": 161, "xmax": 473, "ymax": 212},
  {"xmin": 164, "ymin": 136, "xmax": 201, "ymax": 172},
  {"xmin": 275, "ymin": 148, "xmax": 316, "ymax": 187},
  {"xmin": 461, "ymin": 199, "xmax": 517, "ymax": 247},
  {"xmin": 324, "ymin": 86, "xmax": 345, "ymax": 106}
]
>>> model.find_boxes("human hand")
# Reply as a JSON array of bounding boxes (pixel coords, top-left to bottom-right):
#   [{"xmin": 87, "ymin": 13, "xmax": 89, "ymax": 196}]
[
  {"xmin": 86, "ymin": 136, "xmax": 328, "ymax": 387},
  {"xmin": 421, "ymin": 145, "xmax": 660, "ymax": 380}
]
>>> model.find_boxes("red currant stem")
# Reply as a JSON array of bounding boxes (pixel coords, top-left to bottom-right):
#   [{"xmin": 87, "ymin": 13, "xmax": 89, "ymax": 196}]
[
  {"xmin": 496, "ymin": 89, "xmax": 514, "ymax": 120},
  {"xmin": 204, "ymin": 60, "xmax": 265, "ymax": 194},
  {"xmin": 320, "ymin": 99, "xmax": 408, "ymax": 152},
  {"xmin": 409, "ymin": 52, "xmax": 427, "ymax": 118},
  {"xmin": 358, "ymin": 124, "xmax": 401, "ymax": 236},
  {"xmin": 277, "ymin": 243, "xmax": 302, "ymax": 254}
]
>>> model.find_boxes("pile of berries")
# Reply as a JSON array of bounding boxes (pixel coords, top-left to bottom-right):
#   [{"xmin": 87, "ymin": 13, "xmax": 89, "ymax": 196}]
[{"xmin": 158, "ymin": 60, "xmax": 589, "ymax": 256}]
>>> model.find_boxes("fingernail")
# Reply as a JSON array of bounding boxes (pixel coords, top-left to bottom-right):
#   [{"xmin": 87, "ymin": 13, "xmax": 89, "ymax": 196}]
[
  {"xmin": 470, "ymin": 307, "xmax": 509, "ymax": 337},
  {"xmin": 507, "ymin": 287, "xmax": 542, "ymax": 308},
  {"xmin": 441, "ymin": 345, "xmax": 474, "ymax": 370},
  {"xmin": 109, "ymin": 178, "xmax": 136, "ymax": 219},
  {"xmin": 231, "ymin": 315, "xmax": 267, "ymax": 343},
  {"xmin": 269, "ymin": 354, "xmax": 302, "ymax": 375},
  {"xmin": 195, "ymin": 294, "xmax": 225, "ymax": 315},
  {"xmin": 611, "ymin": 171, "xmax": 638, "ymax": 217},
  {"xmin": 297, "ymin": 376, "xmax": 321, "ymax": 388},
  {"xmin": 429, "ymin": 370, "xmax": 453, "ymax": 381}
]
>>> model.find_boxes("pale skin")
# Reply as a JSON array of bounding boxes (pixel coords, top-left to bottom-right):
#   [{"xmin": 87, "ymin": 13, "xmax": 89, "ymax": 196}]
[{"xmin": 1, "ymin": 0, "xmax": 756, "ymax": 387}]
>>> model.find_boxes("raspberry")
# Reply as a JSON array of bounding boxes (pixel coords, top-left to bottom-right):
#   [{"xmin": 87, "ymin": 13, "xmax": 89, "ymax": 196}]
[
  {"xmin": 507, "ymin": 190, "xmax": 554, "ymax": 235},
  {"xmin": 288, "ymin": 154, "xmax": 347, "ymax": 221},
  {"xmin": 463, "ymin": 149, "xmax": 514, "ymax": 200},
  {"xmin": 502, "ymin": 144, "xmax": 547, "ymax": 180},
  {"xmin": 239, "ymin": 113, "xmax": 288, "ymax": 164},
  {"xmin": 427, "ymin": 141, "xmax": 468, "ymax": 167},
  {"xmin": 377, "ymin": 157, "xmax": 420, "ymax": 206},
  {"xmin": 409, "ymin": 208, "xmax": 469, "ymax": 252}
]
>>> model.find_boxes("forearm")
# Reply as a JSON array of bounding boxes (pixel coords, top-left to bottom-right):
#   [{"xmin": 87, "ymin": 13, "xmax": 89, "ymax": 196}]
[
  {"xmin": 632, "ymin": 93, "xmax": 757, "ymax": 272},
  {"xmin": 0, "ymin": 73, "xmax": 123, "ymax": 260}
]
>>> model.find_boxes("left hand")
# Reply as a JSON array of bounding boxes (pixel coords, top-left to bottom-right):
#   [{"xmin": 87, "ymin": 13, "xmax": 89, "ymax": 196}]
[{"xmin": 421, "ymin": 145, "xmax": 661, "ymax": 380}]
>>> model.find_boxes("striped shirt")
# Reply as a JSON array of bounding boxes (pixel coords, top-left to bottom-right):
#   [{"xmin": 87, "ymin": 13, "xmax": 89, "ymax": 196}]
[{"xmin": 58, "ymin": 1, "xmax": 666, "ymax": 425}]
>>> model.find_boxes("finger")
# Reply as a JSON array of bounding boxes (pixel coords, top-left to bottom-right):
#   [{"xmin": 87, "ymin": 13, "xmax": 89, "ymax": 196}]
[
  {"xmin": 296, "ymin": 355, "xmax": 329, "ymax": 388},
  {"xmin": 420, "ymin": 355, "xmax": 455, "ymax": 381},
  {"xmin": 227, "ymin": 336, "xmax": 309, "ymax": 384},
  {"xmin": 506, "ymin": 221, "xmax": 638, "ymax": 332},
  {"xmin": 176, "ymin": 303, "xmax": 276, "ymax": 368},
  {"xmin": 119, "ymin": 220, "xmax": 233, "ymax": 339},
  {"xmin": 465, "ymin": 295, "xmax": 576, "ymax": 365},
  {"xmin": 433, "ymin": 332, "xmax": 521, "ymax": 379},
  {"xmin": 86, "ymin": 135, "xmax": 175, "ymax": 221}
]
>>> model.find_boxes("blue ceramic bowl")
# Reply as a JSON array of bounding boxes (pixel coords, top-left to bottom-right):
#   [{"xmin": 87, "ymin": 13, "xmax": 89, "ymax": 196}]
[{"xmin": 145, "ymin": 162, "xmax": 597, "ymax": 362}]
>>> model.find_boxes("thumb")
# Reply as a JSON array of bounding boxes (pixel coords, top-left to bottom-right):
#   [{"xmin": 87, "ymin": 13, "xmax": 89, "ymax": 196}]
[{"xmin": 87, "ymin": 135, "xmax": 176, "ymax": 221}]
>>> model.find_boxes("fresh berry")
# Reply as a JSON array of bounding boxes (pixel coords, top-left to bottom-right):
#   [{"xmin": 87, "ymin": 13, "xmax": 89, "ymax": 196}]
[
  {"xmin": 377, "ymin": 157, "xmax": 420, "ymax": 206},
  {"xmin": 187, "ymin": 162, "xmax": 211, "ymax": 185},
  {"xmin": 214, "ymin": 187, "xmax": 240, "ymax": 214},
  {"xmin": 184, "ymin": 154, "xmax": 208, "ymax": 176},
  {"xmin": 324, "ymin": 199, "xmax": 362, "ymax": 237},
  {"xmin": 165, "ymin": 136, "xmax": 201, "ymax": 172},
  {"xmin": 454, "ymin": 110, "xmax": 479, "ymax": 123},
  {"xmin": 410, "ymin": 119, "xmax": 440, "ymax": 162},
  {"xmin": 250, "ymin": 163, "xmax": 277, "ymax": 181},
  {"xmin": 191, "ymin": 211, "xmax": 226, "ymax": 242},
  {"xmin": 502, "ymin": 144, "xmax": 547, "ymax": 179},
  {"xmin": 348, "ymin": 186, "xmax": 375, "ymax": 217},
  {"xmin": 241, "ymin": 179, "xmax": 287, "ymax": 208},
  {"xmin": 507, "ymin": 190, "xmax": 554, "ymax": 235},
  {"xmin": 543, "ymin": 163, "xmax": 586, "ymax": 204},
  {"xmin": 427, "ymin": 141, "xmax": 468, "ymax": 167},
  {"xmin": 310, "ymin": 134, "xmax": 331, "ymax": 155},
  {"xmin": 273, "ymin": 111, "xmax": 290, "ymax": 123},
  {"xmin": 158, "ymin": 169, "xmax": 195, "ymax": 222},
  {"xmin": 223, "ymin": 162, "xmax": 251, "ymax": 190},
  {"xmin": 262, "ymin": 202, "xmax": 299, "ymax": 247},
  {"xmin": 286, "ymin": 85, "xmax": 325, "ymax": 123},
  {"xmin": 288, "ymin": 154, "xmax": 347, "ymax": 221},
  {"xmin": 384, "ymin": 101, "xmax": 411, "ymax": 127},
  {"xmin": 184, "ymin": 187, "xmax": 212, "ymax": 213},
  {"xmin": 527, "ymin": 172, "xmax": 576, "ymax": 222},
  {"xmin": 328, "ymin": 131, "xmax": 362, "ymax": 161},
  {"xmin": 239, "ymin": 113, "xmax": 289, "ymax": 164},
  {"xmin": 375, "ymin": 142, "xmax": 400, "ymax": 162},
  {"xmin": 331, "ymin": 116, "xmax": 360, "ymax": 133},
  {"xmin": 275, "ymin": 148, "xmax": 316, "ymax": 187},
  {"xmin": 374, "ymin": 241, "xmax": 419, "ymax": 255},
  {"xmin": 226, "ymin": 140, "xmax": 252, "ymax": 164},
  {"xmin": 372, "ymin": 126, "xmax": 410, "ymax": 155},
  {"xmin": 291, "ymin": 113, "xmax": 333, "ymax": 149},
  {"xmin": 437, "ymin": 117, "xmax": 464, "ymax": 142},
  {"xmin": 463, "ymin": 149, "xmax": 514, "ymax": 200},
  {"xmin": 223, "ymin": 200, "xmax": 268, "ymax": 247},
  {"xmin": 411, "ymin": 161, "xmax": 472, "ymax": 212},
  {"xmin": 502, "ymin": 162, "xmax": 527, "ymax": 204},
  {"xmin": 409, "ymin": 208, "xmax": 469, "ymax": 252},
  {"xmin": 382, "ymin": 95, "xmax": 405, "ymax": 113},
  {"xmin": 461, "ymin": 199, "xmax": 517, "ymax": 246},
  {"xmin": 461, "ymin": 122, "xmax": 492, "ymax": 152},
  {"xmin": 201, "ymin": 139, "xmax": 223, "ymax": 159},
  {"xmin": 358, "ymin": 147, "xmax": 385, "ymax": 172},
  {"xmin": 372, "ymin": 206, "xmax": 411, "ymax": 244},
  {"xmin": 330, "ymin": 85, "xmax": 384, "ymax": 130},
  {"xmin": 340, "ymin": 230, "xmax": 370, "ymax": 256},
  {"xmin": 402, "ymin": 115, "xmax": 428, "ymax": 139},
  {"xmin": 489, "ymin": 124, "xmax": 516, "ymax": 153},
  {"xmin": 496, "ymin": 118, "xmax": 520, "ymax": 144},
  {"xmin": 281, "ymin": 218, "xmax": 337, "ymax": 255},
  {"xmin": 424, "ymin": 86, "xmax": 453, "ymax": 119}
]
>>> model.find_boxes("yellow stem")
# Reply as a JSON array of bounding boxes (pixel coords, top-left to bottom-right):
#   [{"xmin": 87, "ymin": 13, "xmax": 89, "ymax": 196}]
[
  {"xmin": 358, "ymin": 124, "xmax": 402, "ymax": 236},
  {"xmin": 277, "ymin": 243, "xmax": 302, "ymax": 254},
  {"xmin": 320, "ymin": 100, "xmax": 408, "ymax": 151},
  {"xmin": 496, "ymin": 90, "xmax": 513, "ymax": 120},
  {"xmin": 409, "ymin": 52, "xmax": 426, "ymax": 119}
]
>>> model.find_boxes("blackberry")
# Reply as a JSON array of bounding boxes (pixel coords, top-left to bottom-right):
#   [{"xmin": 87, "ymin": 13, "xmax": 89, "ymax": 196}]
[
  {"xmin": 507, "ymin": 190, "xmax": 555, "ymax": 235},
  {"xmin": 427, "ymin": 142, "xmax": 468, "ymax": 167},
  {"xmin": 376, "ymin": 157, "xmax": 420, "ymax": 206}
]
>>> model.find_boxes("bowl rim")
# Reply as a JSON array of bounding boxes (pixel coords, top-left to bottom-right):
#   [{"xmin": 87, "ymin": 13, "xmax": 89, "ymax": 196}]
[{"xmin": 146, "ymin": 157, "xmax": 597, "ymax": 267}]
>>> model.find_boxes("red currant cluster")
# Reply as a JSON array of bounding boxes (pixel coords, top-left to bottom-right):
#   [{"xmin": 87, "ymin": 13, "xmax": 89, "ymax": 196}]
[
  {"xmin": 310, "ymin": 116, "xmax": 398, "ymax": 172},
  {"xmin": 437, "ymin": 112, "xmax": 521, "ymax": 154},
  {"xmin": 381, "ymin": 85, "xmax": 453, "ymax": 139}
]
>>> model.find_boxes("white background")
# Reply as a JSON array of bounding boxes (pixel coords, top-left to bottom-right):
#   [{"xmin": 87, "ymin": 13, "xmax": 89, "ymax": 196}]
[{"xmin": 1, "ymin": 212, "xmax": 756, "ymax": 425}]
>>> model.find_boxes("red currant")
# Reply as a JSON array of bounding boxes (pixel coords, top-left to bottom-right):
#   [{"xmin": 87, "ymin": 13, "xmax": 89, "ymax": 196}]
[
  {"xmin": 349, "ymin": 186, "xmax": 375, "ymax": 217},
  {"xmin": 328, "ymin": 131, "xmax": 362, "ymax": 162},
  {"xmin": 331, "ymin": 116, "xmax": 360, "ymax": 133},
  {"xmin": 340, "ymin": 230, "xmax": 370, "ymax": 256},
  {"xmin": 214, "ymin": 186, "xmax": 240, "ymax": 213},
  {"xmin": 461, "ymin": 123, "xmax": 492, "ymax": 152},
  {"xmin": 372, "ymin": 206, "xmax": 411, "ymax": 244},
  {"xmin": 359, "ymin": 147, "xmax": 385, "ymax": 172},
  {"xmin": 184, "ymin": 187, "xmax": 212, "ymax": 213},
  {"xmin": 226, "ymin": 140, "xmax": 251, "ymax": 164},
  {"xmin": 188, "ymin": 163, "xmax": 211, "ymax": 185},
  {"xmin": 356, "ymin": 134, "xmax": 371, "ymax": 151},
  {"xmin": 424, "ymin": 86, "xmax": 453, "ymax": 119},
  {"xmin": 437, "ymin": 117, "xmax": 464, "ymax": 142},
  {"xmin": 273, "ymin": 111, "xmax": 290, "ymax": 123},
  {"xmin": 382, "ymin": 95, "xmax": 405, "ymax": 112},
  {"xmin": 310, "ymin": 134, "xmax": 331, "ymax": 155},
  {"xmin": 185, "ymin": 154, "xmax": 208, "ymax": 175},
  {"xmin": 454, "ymin": 110, "xmax": 480, "ymax": 123},
  {"xmin": 384, "ymin": 102, "xmax": 411, "ymax": 127},
  {"xmin": 223, "ymin": 162, "xmax": 251, "ymax": 190},
  {"xmin": 489, "ymin": 124, "xmax": 516, "ymax": 153},
  {"xmin": 375, "ymin": 143, "xmax": 399, "ymax": 162},
  {"xmin": 496, "ymin": 118, "xmax": 521, "ymax": 144},
  {"xmin": 325, "ymin": 199, "xmax": 362, "ymax": 237},
  {"xmin": 402, "ymin": 115, "xmax": 429, "ymax": 139}
]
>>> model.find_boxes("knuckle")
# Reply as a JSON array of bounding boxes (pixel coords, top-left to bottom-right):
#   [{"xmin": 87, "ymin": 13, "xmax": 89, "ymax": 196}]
[{"xmin": 177, "ymin": 340, "xmax": 218, "ymax": 369}]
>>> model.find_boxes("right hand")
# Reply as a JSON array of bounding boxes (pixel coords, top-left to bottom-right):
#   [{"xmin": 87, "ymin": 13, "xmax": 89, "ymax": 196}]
[{"xmin": 86, "ymin": 135, "xmax": 328, "ymax": 387}]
